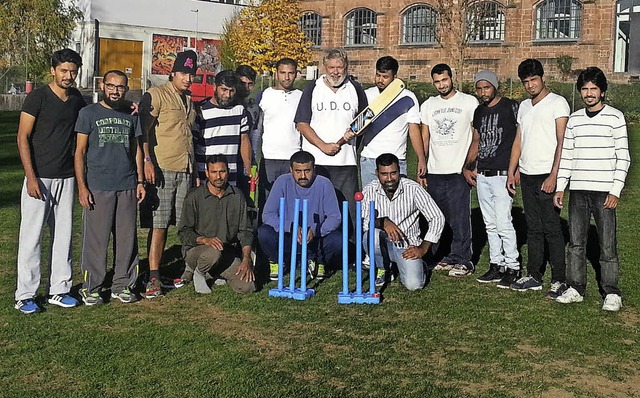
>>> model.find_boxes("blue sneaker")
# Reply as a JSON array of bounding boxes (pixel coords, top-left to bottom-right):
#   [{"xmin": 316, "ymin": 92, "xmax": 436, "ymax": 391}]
[
  {"xmin": 48, "ymin": 294, "xmax": 79, "ymax": 308},
  {"xmin": 15, "ymin": 299, "xmax": 41, "ymax": 314},
  {"xmin": 510, "ymin": 275, "xmax": 543, "ymax": 291}
]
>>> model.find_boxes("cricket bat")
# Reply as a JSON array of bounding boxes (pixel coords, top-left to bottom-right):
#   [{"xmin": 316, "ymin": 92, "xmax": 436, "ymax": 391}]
[{"xmin": 336, "ymin": 78, "xmax": 405, "ymax": 146}]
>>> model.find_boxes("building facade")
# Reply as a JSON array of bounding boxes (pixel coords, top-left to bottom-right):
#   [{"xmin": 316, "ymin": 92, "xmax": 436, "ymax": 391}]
[{"xmin": 299, "ymin": 0, "xmax": 639, "ymax": 83}]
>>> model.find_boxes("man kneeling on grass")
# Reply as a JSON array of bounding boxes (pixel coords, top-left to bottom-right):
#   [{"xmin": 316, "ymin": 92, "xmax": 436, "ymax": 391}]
[
  {"xmin": 362, "ymin": 153, "xmax": 445, "ymax": 290},
  {"xmin": 178, "ymin": 154, "xmax": 256, "ymax": 294}
]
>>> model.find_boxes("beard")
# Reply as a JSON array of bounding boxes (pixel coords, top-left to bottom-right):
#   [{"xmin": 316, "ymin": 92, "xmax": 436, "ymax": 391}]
[{"xmin": 104, "ymin": 96, "xmax": 126, "ymax": 109}]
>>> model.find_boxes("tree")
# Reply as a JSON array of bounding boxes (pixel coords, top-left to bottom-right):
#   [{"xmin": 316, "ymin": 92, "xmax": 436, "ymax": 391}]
[
  {"xmin": 0, "ymin": 0, "xmax": 82, "ymax": 82},
  {"xmin": 221, "ymin": 0, "xmax": 312, "ymax": 73}
]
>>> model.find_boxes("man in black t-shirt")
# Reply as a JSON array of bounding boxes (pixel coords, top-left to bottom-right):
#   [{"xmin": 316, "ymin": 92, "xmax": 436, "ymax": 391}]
[
  {"xmin": 463, "ymin": 70, "xmax": 521, "ymax": 288},
  {"xmin": 15, "ymin": 49, "xmax": 86, "ymax": 314}
]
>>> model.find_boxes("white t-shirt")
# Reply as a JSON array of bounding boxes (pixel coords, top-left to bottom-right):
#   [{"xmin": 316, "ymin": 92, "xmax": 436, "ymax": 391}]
[
  {"xmin": 259, "ymin": 87, "xmax": 302, "ymax": 160},
  {"xmin": 420, "ymin": 91, "xmax": 478, "ymax": 174},
  {"xmin": 294, "ymin": 75, "xmax": 361, "ymax": 166},
  {"xmin": 361, "ymin": 87, "xmax": 421, "ymax": 160},
  {"xmin": 517, "ymin": 92, "xmax": 570, "ymax": 175}
]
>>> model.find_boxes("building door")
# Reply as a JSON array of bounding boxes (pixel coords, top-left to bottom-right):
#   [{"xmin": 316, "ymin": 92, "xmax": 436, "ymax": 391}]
[
  {"xmin": 615, "ymin": 0, "xmax": 640, "ymax": 73},
  {"xmin": 99, "ymin": 38, "xmax": 143, "ymax": 90}
]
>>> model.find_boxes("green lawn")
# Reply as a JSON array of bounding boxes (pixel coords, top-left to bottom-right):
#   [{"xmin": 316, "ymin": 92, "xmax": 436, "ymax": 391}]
[{"xmin": 1, "ymin": 111, "xmax": 639, "ymax": 397}]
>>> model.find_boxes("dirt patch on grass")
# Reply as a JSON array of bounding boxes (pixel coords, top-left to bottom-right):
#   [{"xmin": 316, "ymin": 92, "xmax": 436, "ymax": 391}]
[{"xmin": 568, "ymin": 374, "xmax": 640, "ymax": 397}]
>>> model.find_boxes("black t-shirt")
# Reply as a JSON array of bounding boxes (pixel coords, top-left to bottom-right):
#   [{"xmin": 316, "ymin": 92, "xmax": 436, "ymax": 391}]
[
  {"xmin": 472, "ymin": 97, "xmax": 519, "ymax": 171},
  {"xmin": 22, "ymin": 85, "xmax": 86, "ymax": 178}
]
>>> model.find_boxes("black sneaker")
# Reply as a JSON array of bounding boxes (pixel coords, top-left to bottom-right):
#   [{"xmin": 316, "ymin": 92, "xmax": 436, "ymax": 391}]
[
  {"xmin": 476, "ymin": 264, "xmax": 504, "ymax": 283},
  {"xmin": 497, "ymin": 268, "xmax": 520, "ymax": 289},
  {"xmin": 545, "ymin": 281, "xmax": 568, "ymax": 300}
]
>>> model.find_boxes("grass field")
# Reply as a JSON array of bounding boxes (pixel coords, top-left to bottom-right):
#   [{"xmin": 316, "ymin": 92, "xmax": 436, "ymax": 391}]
[{"xmin": 1, "ymin": 111, "xmax": 639, "ymax": 397}]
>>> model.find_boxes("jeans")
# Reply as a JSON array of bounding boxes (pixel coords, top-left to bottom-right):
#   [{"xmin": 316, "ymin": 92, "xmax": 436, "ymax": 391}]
[
  {"xmin": 365, "ymin": 229, "xmax": 426, "ymax": 291},
  {"xmin": 257, "ymin": 224, "xmax": 342, "ymax": 268},
  {"xmin": 567, "ymin": 190, "xmax": 620, "ymax": 296},
  {"xmin": 476, "ymin": 174, "xmax": 519, "ymax": 270},
  {"xmin": 360, "ymin": 156, "xmax": 407, "ymax": 188},
  {"xmin": 520, "ymin": 173, "xmax": 566, "ymax": 282},
  {"xmin": 426, "ymin": 173, "xmax": 472, "ymax": 267}
]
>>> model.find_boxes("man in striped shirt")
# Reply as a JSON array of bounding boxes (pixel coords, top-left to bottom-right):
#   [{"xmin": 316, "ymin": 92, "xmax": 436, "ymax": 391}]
[
  {"xmin": 362, "ymin": 153, "xmax": 445, "ymax": 290},
  {"xmin": 553, "ymin": 67, "xmax": 630, "ymax": 312},
  {"xmin": 193, "ymin": 70, "xmax": 252, "ymax": 187}
]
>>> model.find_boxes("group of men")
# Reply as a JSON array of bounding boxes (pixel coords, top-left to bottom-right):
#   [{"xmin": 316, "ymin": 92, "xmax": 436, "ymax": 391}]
[{"xmin": 14, "ymin": 46, "xmax": 629, "ymax": 314}]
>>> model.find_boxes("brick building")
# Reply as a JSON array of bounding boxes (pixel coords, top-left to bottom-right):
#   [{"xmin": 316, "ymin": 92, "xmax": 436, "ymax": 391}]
[{"xmin": 299, "ymin": 0, "xmax": 639, "ymax": 83}]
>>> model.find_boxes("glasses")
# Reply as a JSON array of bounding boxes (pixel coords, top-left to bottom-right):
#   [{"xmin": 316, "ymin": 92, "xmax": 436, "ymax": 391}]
[{"xmin": 104, "ymin": 83, "xmax": 127, "ymax": 92}]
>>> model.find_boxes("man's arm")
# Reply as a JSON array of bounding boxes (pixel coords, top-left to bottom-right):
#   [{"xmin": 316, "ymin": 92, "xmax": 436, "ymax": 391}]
[
  {"xmin": 408, "ymin": 122, "xmax": 426, "ymax": 180},
  {"xmin": 297, "ymin": 122, "xmax": 341, "ymax": 156},
  {"xmin": 138, "ymin": 92, "xmax": 158, "ymax": 184},
  {"xmin": 318, "ymin": 180, "xmax": 342, "ymax": 237},
  {"xmin": 463, "ymin": 127, "xmax": 480, "ymax": 187},
  {"xmin": 74, "ymin": 133, "xmax": 93, "ymax": 209},
  {"xmin": 541, "ymin": 116, "xmax": 568, "ymax": 193},
  {"xmin": 16, "ymin": 112, "xmax": 41, "ymax": 199},
  {"xmin": 135, "ymin": 137, "xmax": 146, "ymax": 204},
  {"xmin": 414, "ymin": 185, "xmax": 444, "ymax": 244},
  {"xmin": 507, "ymin": 126, "xmax": 522, "ymax": 194},
  {"xmin": 240, "ymin": 133, "xmax": 252, "ymax": 176},
  {"xmin": 419, "ymin": 122, "xmax": 430, "ymax": 186}
]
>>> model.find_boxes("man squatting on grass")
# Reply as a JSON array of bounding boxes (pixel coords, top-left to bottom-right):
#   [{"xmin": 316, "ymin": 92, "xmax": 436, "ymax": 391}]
[
  {"xmin": 14, "ymin": 49, "xmax": 85, "ymax": 313},
  {"xmin": 178, "ymin": 154, "xmax": 256, "ymax": 294},
  {"xmin": 258, "ymin": 150, "xmax": 342, "ymax": 281},
  {"xmin": 507, "ymin": 59, "xmax": 569, "ymax": 299},
  {"xmin": 74, "ymin": 70, "xmax": 146, "ymax": 306},
  {"xmin": 553, "ymin": 67, "xmax": 630, "ymax": 312},
  {"xmin": 463, "ymin": 70, "xmax": 521, "ymax": 289},
  {"xmin": 362, "ymin": 153, "xmax": 445, "ymax": 291}
]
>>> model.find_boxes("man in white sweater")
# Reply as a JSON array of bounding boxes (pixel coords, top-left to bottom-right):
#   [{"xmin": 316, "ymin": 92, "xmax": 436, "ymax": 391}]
[{"xmin": 553, "ymin": 67, "xmax": 630, "ymax": 311}]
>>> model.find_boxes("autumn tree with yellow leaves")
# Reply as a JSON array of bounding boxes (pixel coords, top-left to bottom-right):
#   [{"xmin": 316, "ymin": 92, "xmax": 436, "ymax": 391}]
[{"xmin": 221, "ymin": 0, "xmax": 312, "ymax": 73}]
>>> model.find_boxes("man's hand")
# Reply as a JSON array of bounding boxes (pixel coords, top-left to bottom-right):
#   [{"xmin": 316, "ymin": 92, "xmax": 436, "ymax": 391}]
[
  {"xmin": 136, "ymin": 184, "xmax": 146, "ymax": 204},
  {"xmin": 417, "ymin": 159, "xmax": 426, "ymax": 182},
  {"xmin": 402, "ymin": 245, "xmax": 427, "ymax": 260},
  {"xmin": 342, "ymin": 129, "xmax": 356, "ymax": 143},
  {"xmin": 463, "ymin": 168, "xmax": 477, "ymax": 187},
  {"xmin": 144, "ymin": 161, "xmax": 156, "ymax": 185},
  {"xmin": 130, "ymin": 102, "xmax": 139, "ymax": 115},
  {"xmin": 320, "ymin": 142, "xmax": 341, "ymax": 156},
  {"xmin": 78, "ymin": 186, "xmax": 94, "ymax": 209},
  {"xmin": 507, "ymin": 171, "xmax": 520, "ymax": 195},
  {"xmin": 604, "ymin": 194, "xmax": 619, "ymax": 209},
  {"xmin": 199, "ymin": 236, "xmax": 224, "ymax": 251},
  {"xmin": 236, "ymin": 258, "xmax": 255, "ymax": 283},
  {"xmin": 541, "ymin": 174, "xmax": 556, "ymax": 193},
  {"xmin": 383, "ymin": 218, "xmax": 405, "ymax": 243},
  {"xmin": 26, "ymin": 176, "xmax": 42, "ymax": 200},
  {"xmin": 553, "ymin": 191, "xmax": 564, "ymax": 209},
  {"xmin": 298, "ymin": 227, "xmax": 314, "ymax": 244}
]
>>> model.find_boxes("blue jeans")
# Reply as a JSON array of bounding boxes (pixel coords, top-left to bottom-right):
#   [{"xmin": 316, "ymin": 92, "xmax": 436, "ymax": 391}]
[
  {"xmin": 476, "ymin": 174, "xmax": 519, "ymax": 270},
  {"xmin": 360, "ymin": 156, "xmax": 407, "ymax": 188},
  {"xmin": 257, "ymin": 224, "xmax": 342, "ymax": 268},
  {"xmin": 426, "ymin": 173, "xmax": 472, "ymax": 267},
  {"xmin": 520, "ymin": 173, "xmax": 566, "ymax": 282},
  {"xmin": 567, "ymin": 190, "xmax": 620, "ymax": 296},
  {"xmin": 365, "ymin": 229, "xmax": 426, "ymax": 291}
]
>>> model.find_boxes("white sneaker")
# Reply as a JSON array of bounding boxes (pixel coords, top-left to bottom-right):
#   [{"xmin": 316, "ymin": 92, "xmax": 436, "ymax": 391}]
[
  {"xmin": 602, "ymin": 294, "xmax": 622, "ymax": 312},
  {"xmin": 555, "ymin": 286, "xmax": 584, "ymax": 304}
]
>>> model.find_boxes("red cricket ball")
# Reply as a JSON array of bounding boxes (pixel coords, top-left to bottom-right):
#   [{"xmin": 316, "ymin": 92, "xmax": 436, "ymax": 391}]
[{"xmin": 354, "ymin": 192, "xmax": 364, "ymax": 201}]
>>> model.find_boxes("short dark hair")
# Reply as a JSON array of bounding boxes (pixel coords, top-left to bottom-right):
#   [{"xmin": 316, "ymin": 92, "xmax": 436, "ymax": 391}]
[
  {"xmin": 576, "ymin": 66, "xmax": 608, "ymax": 93},
  {"xmin": 376, "ymin": 56, "xmax": 399, "ymax": 75},
  {"xmin": 518, "ymin": 59, "xmax": 544, "ymax": 80},
  {"xmin": 215, "ymin": 70, "xmax": 239, "ymax": 88},
  {"xmin": 376, "ymin": 153, "xmax": 399, "ymax": 169},
  {"xmin": 431, "ymin": 63, "xmax": 452, "ymax": 78},
  {"xmin": 206, "ymin": 154, "xmax": 229, "ymax": 169},
  {"xmin": 290, "ymin": 150, "xmax": 315, "ymax": 167},
  {"xmin": 51, "ymin": 48, "xmax": 82, "ymax": 69},
  {"xmin": 276, "ymin": 58, "xmax": 298, "ymax": 70},
  {"xmin": 235, "ymin": 65, "xmax": 257, "ymax": 82},
  {"xmin": 103, "ymin": 69, "xmax": 128, "ymax": 86}
]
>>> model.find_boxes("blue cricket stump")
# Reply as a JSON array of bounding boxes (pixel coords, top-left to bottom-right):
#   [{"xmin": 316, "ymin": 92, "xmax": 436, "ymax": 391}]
[
  {"xmin": 338, "ymin": 196, "xmax": 381, "ymax": 304},
  {"xmin": 268, "ymin": 197, "xmax": 315, "ymax": 300}
]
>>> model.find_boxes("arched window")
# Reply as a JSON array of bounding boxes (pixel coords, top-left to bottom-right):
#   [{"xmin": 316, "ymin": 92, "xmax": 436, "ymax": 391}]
[
  {"xmin": 345, "ymin": 8, "xmax": 377, "ymax": 46},
  {"xmin": 535, "ymin": 0, "xmax": 582, "ymax": 40},
  {"xmin": 466, "ymin": 1, "xmax": 505, "ymax": 42},
  {"xmin": 300, "ymin": 12, "xmax": 322, "ymax": 47},
  {"xmin": 402, "ymin": 5, "xmax": 438, "ymax": 44}
]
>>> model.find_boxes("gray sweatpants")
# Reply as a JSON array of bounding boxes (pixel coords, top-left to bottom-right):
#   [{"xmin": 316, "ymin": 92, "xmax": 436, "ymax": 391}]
[
  {"xmin": 184, "ymin": 245, "xmax": 256, "ymax": 294},
  {"xmin": 80, "ymin": 190, "xmax": 139, "ymax": 295},
  {"xmin": 15, "ymin": 177, "xmax": 75, "ymax": 301}
]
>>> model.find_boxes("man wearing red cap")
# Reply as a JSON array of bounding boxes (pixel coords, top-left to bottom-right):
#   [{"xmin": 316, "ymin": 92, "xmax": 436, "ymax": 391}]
[{"xmin": 139, "ymin": 50, "xmax": 198, "ymax": 298}]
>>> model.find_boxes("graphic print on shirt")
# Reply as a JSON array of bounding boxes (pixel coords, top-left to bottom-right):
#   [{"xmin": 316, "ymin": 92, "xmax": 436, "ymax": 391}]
[
  {"xmin": 95, "ymin": 117, "xmax": 132, "ymax": 149},
  {"xmin": 478, "ymin": 112, "xmax": 503, "ymax": 160}
]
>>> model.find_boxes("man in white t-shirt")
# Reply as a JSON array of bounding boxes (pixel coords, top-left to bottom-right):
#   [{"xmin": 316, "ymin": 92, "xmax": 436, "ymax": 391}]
[
  {"xmin": 257, "ymin": 58, "xmax": 303, "ymax": 204},
  {"xmin": 294, "ymin": 48, "xmax": 367, "ymax": 229},
  {"xmin": 507, "ymin": 58, "xmax": 568, "ymax": 298},
  {"xmin": 420, "ymin": 63, "xmax": 478, "ymax": 277},
  {"xmin": 360, "ymin": 56, "xmax": 425, "ymax": 187}
]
